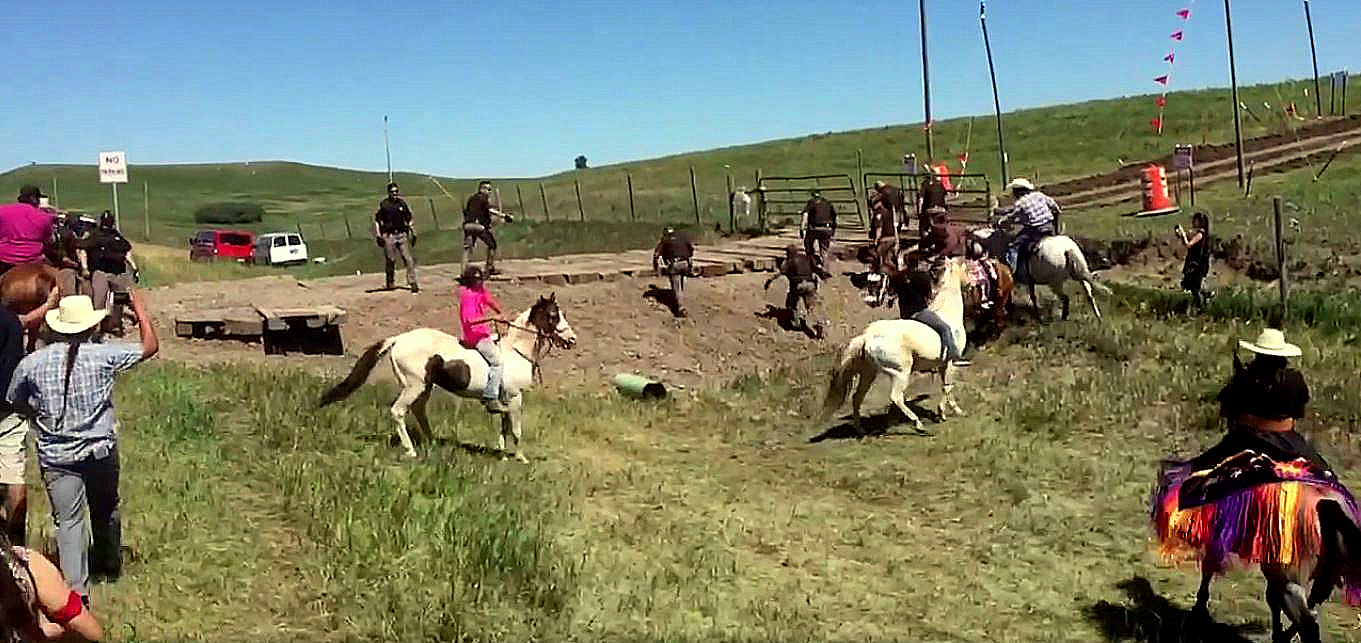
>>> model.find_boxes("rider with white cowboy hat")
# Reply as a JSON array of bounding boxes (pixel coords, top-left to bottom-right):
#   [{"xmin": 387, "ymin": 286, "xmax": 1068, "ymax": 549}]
[
  {"xmin": 994, "ymin": 177, "xmax": 1060, "ymax": 280},
  {"xmin": 1176, "ymin": 328, "xmax": 1331, "ymax": 478}
]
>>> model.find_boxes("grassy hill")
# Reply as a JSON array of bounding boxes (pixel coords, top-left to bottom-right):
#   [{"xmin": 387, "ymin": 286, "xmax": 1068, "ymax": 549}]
[{"xmin": 0, "ymin": 77, "xmax": 1346, "ymax": 277}]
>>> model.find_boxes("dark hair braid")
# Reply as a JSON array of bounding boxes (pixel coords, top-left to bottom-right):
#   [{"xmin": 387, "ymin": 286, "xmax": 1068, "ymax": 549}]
[{"xmin": 58, "ymin": 338, "xmax": 84, "ymax": 429}]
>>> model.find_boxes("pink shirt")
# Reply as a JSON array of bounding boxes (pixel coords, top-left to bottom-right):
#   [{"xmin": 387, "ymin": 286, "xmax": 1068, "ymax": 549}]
[
  {"xmin": 459, "ymin": 286, "xmax": 496, "ymax": 344},
  {"xmin": 0, "ymin": 203, "xmax": 55, "ymax": 265}
]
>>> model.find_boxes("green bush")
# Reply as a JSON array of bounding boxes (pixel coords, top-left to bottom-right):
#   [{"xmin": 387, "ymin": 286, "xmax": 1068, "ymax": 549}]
[{"xmin": 194, "ymin": 202, "xmax": 265, "ymax": 224}]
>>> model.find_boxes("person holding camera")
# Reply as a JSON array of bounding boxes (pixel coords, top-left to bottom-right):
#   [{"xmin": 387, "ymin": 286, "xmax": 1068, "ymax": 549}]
[
  {"xmin": 1176, "ymin": 212, "xmax": 1212, "ymax": 310},
  {"xmin": 463, "ymin": 181, "xmax": 514, "ymax": 275}
]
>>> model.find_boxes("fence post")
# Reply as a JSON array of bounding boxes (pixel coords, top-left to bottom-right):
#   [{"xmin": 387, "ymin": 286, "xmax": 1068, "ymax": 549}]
[
  {"xmin": 573, "ymin": 179, "xmax": 585, "ymax": 221},
  {"xmin": 318, "ymin": 220, "xmax": 327, "ymax": 241},
  {"xmin": 1273, "ymin": 196, "xmax": 1288, "ymax": 322},
  {"xmin": 539, "ymin": 182, "xmax": 551, "ymax": 221},
  {"xmin": 143, "ymin": 180, "xmax": 151, "ymax": 242},
  {"xmin": 856, "ymin": 148, "xmax": 865, "ymax": 196},
  {"xmin": 626, "ymin": 173, "xmax": 637, "ymax": 221},
  {"xmin": 755, "ymin": 168, "xmax": 764, "ymax": 230},
  {"xmin": 689, "ymin": 166, "xmax": 700, "ymax": 224},
  {"xmin": 515, "ymin": 184, "xmax": 526, "ymax": 219},
  {"xmin": 725, "ymin": 172, "xmax": 734, "ymax": 233},
  {"xmin": 343, "ymin": 214, "xmax": 353, "ymax": 239},
  {"xmin": 428, "ymin": 197, "xmax": 440, "ymax": 229},
  {"xmin": 295, "ymin": 218, "xmax": 303, "ymax": 236}
]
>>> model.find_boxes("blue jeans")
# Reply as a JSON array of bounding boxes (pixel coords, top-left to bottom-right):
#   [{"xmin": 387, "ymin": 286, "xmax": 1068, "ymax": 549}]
[
  {"xmin": 475, "ymin": 339, "xmax": 503, "ymax": 401},
  {"xmin": 1003, "ymin": 224, "xmax": 1054, "ymax": 275},
  {"xmin": 911, "ymin": 309, "xmax": 961, "ymax": 360},
  {"xmin": 42, "ymin": 450, "xmax": 121, "ymax": 599}
]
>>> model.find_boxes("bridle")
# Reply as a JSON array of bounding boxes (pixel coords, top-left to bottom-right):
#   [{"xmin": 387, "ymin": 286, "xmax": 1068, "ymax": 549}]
[{"xmin": 491, "ymin": 313, "xmax": 571, "ymax": 385}]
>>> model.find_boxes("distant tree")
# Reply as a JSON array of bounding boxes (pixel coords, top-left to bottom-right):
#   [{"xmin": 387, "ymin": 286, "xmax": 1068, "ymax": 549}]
[
  {"xmin": 194, "ymin": 202, "xmax": 265, "ymax": 225},
  {"xmin": 574, "ymin": 155, "xmax": 589, "ymax": 170}
]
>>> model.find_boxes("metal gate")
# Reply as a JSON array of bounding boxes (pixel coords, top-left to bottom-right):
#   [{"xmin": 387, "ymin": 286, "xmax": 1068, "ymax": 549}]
[
  {"xmin": 754, "ymin": 174, "xmax": 865, "ymax": 232},
  {"xmin": 862, "ymin": 171, "xmax": 994, "ymax": 226}
]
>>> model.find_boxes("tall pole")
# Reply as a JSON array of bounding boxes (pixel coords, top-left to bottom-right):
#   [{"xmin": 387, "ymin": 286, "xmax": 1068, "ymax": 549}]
[
  {"xmin": 919, "ymin": 0, "xmax": 934, "ymax": 161},
  {"xmin": 1225, "ymin": 0, "xmax": 1246, "ymax": 188},
  {"xmin": 1304, "ymin": 0, "xmax": 1323, "ymax": 118},
  {"xmin": 980, "ymin": 1, "xmax": 1008, "ymax": 185},
  {"xmin": 384, "ymin": 115, "xmax": 392, "ymax": 183}
]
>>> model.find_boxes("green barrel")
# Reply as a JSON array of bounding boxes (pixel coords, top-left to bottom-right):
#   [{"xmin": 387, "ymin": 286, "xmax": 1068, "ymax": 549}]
[{"xmin": 612, "ymin": 373, "xmax": 667, "ymax": 399}]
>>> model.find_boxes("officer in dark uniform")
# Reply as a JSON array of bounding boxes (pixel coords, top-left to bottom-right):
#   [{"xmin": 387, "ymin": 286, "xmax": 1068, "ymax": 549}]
[
  {"xmin": 463, "ymin": 180, "xmax": 514, "ymax": 275},
  {"xmin": 799, "ymin": 189, "xmax": 837, "ymax": 271},
  {"xmin": 373, "ymin": 182, "xmax": 418, "ymax": 292}
]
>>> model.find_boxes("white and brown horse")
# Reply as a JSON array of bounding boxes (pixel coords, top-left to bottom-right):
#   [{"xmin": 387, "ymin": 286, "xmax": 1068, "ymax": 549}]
[{"xmin": 319, "ymin": 294, "xmax": 577, "ymax": 462}]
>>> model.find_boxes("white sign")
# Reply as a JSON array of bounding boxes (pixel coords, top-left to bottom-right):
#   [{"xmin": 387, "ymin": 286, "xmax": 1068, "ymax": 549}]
[
  {"xmin": 1174, "ymin": 145, "xmax": 1194, "ymax": 171},
  {"xmin": 902, "ymin": 153, "xmax": 918, "ymax": 176},
  {"xmin": 98, "ymin": 151, "xmax": 127, "ymax": 184}
]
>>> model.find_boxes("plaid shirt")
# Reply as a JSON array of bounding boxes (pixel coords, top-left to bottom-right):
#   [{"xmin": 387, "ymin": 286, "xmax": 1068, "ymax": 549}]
[
  {"xmin": 1002, "ymin": 192, "xmax": 1059, "ymax": 229},
  {"xmin": 6, "ymin": 341, "xmax": 143, "ymax": 466}
]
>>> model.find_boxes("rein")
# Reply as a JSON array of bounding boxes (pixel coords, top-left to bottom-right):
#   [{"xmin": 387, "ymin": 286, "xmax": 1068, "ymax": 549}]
[{"xmin": 492, "ymin": 318, "xmax": 565, "ymax": 386}]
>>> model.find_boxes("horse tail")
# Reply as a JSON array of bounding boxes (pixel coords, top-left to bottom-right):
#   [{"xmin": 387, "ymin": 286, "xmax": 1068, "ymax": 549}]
[
  {"xmin": 816, "ymin": 334, "xmax": 867, "ymax": 425},
  {"xmin": 1064, "ymin": 246, "xmax": 1112, "ymax": 295},
  {"xmin": 319, "ymin": 337, "xmax": 397, "ymax": 407}
]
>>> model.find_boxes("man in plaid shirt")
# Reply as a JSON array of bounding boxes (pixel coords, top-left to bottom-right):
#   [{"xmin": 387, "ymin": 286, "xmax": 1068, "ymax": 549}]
[{"xmin": 995, "ymin": 178, "xmax": 1060, "ymax": 276}]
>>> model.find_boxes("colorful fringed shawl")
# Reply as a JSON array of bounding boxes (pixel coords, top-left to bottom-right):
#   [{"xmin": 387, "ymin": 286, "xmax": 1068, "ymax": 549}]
[{"xmin": 1151, "ymin": 450, "xmax": 1361, "ymax": 606}]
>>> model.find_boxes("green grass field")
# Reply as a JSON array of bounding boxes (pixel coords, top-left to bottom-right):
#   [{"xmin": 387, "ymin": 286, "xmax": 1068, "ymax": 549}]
[
  {"xmin": 1, "ymin": 77, "xmax": 1342, "ymax": 254},
  {"xmin": 27, "ymin": 289, "xmax": 1361, "ymax": 642}
]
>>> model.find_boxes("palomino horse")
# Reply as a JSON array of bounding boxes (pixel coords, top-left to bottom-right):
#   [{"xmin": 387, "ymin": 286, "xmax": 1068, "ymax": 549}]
[
  {"xmin": 816, "ymin": 257, "xmax": 969, "ymax": 435},
  {"xmin": 972, "ymin": 227, "xmax": 1111, "ymax": 320},
  {"xmin": 319, "ymin": 294, "xmax": 578, "ymax": 462}
]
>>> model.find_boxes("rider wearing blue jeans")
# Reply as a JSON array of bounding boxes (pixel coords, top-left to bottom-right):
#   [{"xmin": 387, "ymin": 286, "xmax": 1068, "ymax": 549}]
[
  {"xmin": 894, "ymin": 266, "xmax": 967, "ymax": 366},
  {"xmin": 995, "ymin": 178, "xmax": 1060, "ymax": 278}
]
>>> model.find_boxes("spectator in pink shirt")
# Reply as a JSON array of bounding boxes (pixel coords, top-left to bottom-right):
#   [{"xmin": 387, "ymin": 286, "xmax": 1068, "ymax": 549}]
[
  {"xmin": 0, "ymin": 188, "xmax": 56, "ymax": 276},
  {"xmin": 457, "ymin": 266, "xmax": 508, "ymax": 412}
]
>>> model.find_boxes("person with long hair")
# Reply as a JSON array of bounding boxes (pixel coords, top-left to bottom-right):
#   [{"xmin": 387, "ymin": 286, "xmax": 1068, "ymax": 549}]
[
  {"xmin": 0, "ymin": 531, "xmax": 101, "ymax": 641},
  {"xmin": 1176, "ymin": 212, "xmax": 1213, "ymax": 310},
  {"xmin": 5, "ymin": 291, "xmax": 157, "ymax": 604}
]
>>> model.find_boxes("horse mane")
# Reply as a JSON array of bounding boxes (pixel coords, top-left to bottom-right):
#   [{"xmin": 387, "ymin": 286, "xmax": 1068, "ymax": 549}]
[{"xmin": 0, "ymin": 264, "xmax": 59, "ymax": 315}]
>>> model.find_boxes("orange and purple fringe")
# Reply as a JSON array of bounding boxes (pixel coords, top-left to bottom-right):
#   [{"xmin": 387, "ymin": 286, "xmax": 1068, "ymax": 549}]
[{"xmin": 1151, "ymin": 457, "xmax": 1361, "ymax": 606}]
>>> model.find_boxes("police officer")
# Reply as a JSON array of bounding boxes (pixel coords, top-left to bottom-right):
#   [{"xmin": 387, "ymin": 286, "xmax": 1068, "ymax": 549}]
[{"xmin": 374, "ymin": 182, "xmax": 418, "ymax": 293}]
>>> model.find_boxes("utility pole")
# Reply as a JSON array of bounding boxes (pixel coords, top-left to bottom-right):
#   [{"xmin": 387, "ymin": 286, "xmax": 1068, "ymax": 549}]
[
  {"xmin": 919, "ymin": 0, "xmax": 934, "ymax": 161},
  {"xmin": 1225, "ymin": 0, "xmax": 1246, "ymax": 188},
  {"xmin": 980, "ymin": 1, "xmax": 1008, "ymax": 185},
  {"xmin": 1304, "ymin": 0, "xmax": 1323, "ymax": 117},
  {"xmin": 384, "ymin": 115, "xmax": 392, "ymax": 183}
]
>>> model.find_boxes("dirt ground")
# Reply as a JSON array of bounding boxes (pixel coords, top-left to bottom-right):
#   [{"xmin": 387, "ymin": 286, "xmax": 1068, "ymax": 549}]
[
  {"xmin": 144, "ymin": 233, "xmax": 1302, "ymax": 396},
  {"xmin": 145, "ymin": 260, "xmax": 908, "ymax": 394}
]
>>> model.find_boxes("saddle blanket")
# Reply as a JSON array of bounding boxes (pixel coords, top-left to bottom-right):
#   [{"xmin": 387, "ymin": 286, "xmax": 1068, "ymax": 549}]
[{"xmin": 965, "ymin": 260, "xmax": 993, "ymax": 302}]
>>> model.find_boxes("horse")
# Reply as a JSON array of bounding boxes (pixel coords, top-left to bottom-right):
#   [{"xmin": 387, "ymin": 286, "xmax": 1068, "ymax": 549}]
[
  {"xmin": 971, "ymin": 226, "xmax": 1111, "ymax": 320},
  {"xmin": 0, "ymin": 264, "xmax": 61, "ymax": 315},
  {"xmin": 852, "ymin": 242, "xmax": 1013, "ymax": 344},
  {"xmin": 318, "ymin": 294, "xmax": 578, "ymax": 462},
  {"xmin": 1154, "ymin": 455, "xmax": 1361, "ymax": 643},
  {"xmin": 815, "ymin": 256, "xmax": 969, "ymax": 435}
]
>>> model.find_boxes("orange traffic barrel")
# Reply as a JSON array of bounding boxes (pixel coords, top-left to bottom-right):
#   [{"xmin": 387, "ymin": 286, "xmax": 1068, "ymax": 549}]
[{"xmin": 1137, "ymin": 164, "xmax": 1179, "ymax": 216}]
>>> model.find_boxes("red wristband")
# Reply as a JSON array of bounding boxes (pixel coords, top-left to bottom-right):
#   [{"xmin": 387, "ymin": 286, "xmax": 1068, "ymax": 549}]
[{"xmin": 49, "ymin": 591, "xmax": 83, "ymax": 625}]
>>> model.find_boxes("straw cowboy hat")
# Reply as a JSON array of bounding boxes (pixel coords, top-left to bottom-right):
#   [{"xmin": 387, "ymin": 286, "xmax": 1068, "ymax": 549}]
[
  {"xmin": 46, "ymin": 295, "xmax": 107, "ymax": 335},
  {"xmin": 1007, "ymin": 178, "xmax": 1036, "ymax": 191},
  {"xmin": 1239, "ymin": 328, "xmax": 1302, "ymax": 357}
]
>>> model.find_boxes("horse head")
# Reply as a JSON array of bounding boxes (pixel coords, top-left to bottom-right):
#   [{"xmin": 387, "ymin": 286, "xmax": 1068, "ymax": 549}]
[{"xmin": 528, "ymin": 292, "xmax": 577, "ymax": 349}]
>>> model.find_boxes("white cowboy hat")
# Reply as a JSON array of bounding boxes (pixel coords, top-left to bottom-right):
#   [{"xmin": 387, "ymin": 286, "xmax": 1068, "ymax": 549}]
[
  {"xmin": 1238, "ymin": 328, "xmax": 1301, "ymax": 357},
  {"xmin": 45, "ymin": 295, "xmax": 107, "ymax": 335},
  {"xmin": 1007, "ymin": 178, "xmax": 1036, "ymax": 191}
]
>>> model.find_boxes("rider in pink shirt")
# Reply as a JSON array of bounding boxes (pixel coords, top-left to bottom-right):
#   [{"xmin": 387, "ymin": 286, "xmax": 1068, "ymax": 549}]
[
  {"xmin": 457, "ymin": 266, "xmax": 508, "ymax": 412},
  {"xmin": 0, "ymin": 187, "xmax": 56, "ymax": 273}
]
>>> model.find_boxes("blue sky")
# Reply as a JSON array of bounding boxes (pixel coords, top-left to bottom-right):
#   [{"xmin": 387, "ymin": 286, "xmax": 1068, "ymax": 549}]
[{"xmin": 4, "ymin": 0, "xmax": 1358, "ymax": 177}]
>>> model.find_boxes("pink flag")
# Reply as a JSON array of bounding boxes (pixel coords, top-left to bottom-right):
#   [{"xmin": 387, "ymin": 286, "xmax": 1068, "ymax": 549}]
[
  {"xmin": 1151, "ymin": 117, "xmax": 1163, "ymax": 132},
  {"xmin": 1154, "ymin": 75, "xmax": 1169, "ymax": 86},
  {"xmin": 1170, "ymin": 30, "xmax": 1184, "ymax": 41},
  {"xmin": 1164, "ymin": 53, "xmax": 1176, "ymax": 64},
  {"xmin": 1177, "ymin": 8, "xmax": 1191, "ymax": 19}
]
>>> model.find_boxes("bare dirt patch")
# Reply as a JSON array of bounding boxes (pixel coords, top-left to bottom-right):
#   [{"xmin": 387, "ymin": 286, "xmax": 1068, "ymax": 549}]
[{"xmin": 144, "ymin": 265, "xmax": 899, "ymax": 393}]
